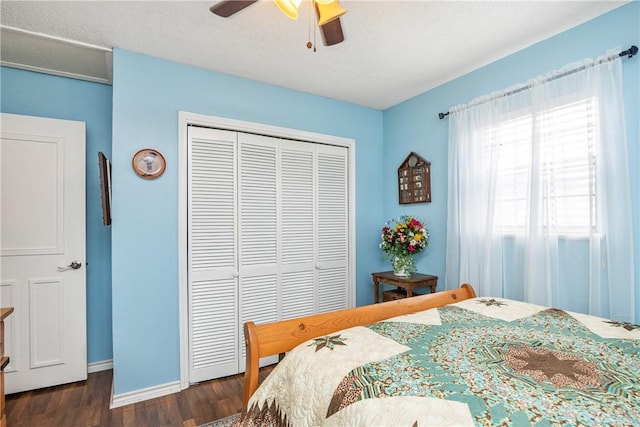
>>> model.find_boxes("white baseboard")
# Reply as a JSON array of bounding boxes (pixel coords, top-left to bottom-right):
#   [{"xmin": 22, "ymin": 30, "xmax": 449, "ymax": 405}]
[
  {"xmin": 110, "ymin": 380, "xmax": 181, "ymax": 409},
  {"xmin": 87, "ymin": 359, "xmax": 113, "ymax": 373}
]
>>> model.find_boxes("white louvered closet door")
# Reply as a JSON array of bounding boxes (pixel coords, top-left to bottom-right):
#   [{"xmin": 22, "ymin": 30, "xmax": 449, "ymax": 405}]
[
  {"xmin": 316, "ymin": 144, "xmax": 349, "ymax": 313},
  {"xmin": 279, "ymin": 140, "xmax": 316, "ymax": 319},
  {"xmin": 188, "ymin": 126, "xmax": 239, "ymax": 382},
  {"xmin": 237, "ymin": 133, "xmax": 279, "ymax": 363},
  {"xmin": 187, "ymin": 125, "xmax": 351, "ymax": 382}
]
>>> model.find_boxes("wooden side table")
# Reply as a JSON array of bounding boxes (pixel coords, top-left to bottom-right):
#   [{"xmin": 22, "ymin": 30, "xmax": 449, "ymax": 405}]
[{"xmin": 372, "ymin": 271, "xmax": 438, "ymax": 303}]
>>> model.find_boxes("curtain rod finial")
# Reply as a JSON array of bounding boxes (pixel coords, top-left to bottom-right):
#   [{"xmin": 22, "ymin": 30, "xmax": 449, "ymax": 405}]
[{"xmin": 620, "ymin": 45, "xmax": 638, "ymax": 58}]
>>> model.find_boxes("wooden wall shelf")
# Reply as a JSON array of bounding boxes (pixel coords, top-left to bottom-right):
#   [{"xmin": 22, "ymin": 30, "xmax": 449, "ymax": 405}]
[{"xmin": 398, "ymin": 152, "xmax": 431, "ymax": 204}]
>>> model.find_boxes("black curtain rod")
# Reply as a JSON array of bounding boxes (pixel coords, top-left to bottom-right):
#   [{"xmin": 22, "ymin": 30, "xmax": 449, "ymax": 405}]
[{"xmin": 438, "ymin": 45, "xmax": 638, "ymax": 120}]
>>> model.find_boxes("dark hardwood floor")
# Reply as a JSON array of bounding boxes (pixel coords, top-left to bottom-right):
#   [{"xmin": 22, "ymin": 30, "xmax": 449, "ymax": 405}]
[{"xmin": 6, "ymin": 366, "xmax": 274, "ymax": 427}]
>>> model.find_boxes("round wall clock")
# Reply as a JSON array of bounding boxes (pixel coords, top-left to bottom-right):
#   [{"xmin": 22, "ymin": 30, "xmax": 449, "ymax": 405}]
[{"xmin": 132, "ymin": 148, "xmax": 166, "ymax": 179}]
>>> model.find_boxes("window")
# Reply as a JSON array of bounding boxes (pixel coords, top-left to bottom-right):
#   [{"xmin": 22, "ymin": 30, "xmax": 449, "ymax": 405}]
[{"xmin": 489, "ymin": 98, "xmax": 598, "ymax": 234}]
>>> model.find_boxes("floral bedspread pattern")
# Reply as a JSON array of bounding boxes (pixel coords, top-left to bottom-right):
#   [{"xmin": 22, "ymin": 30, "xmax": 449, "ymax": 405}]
[{"xmin": 235, "ymin": 298, "xmax": 640, "ymax": 426}]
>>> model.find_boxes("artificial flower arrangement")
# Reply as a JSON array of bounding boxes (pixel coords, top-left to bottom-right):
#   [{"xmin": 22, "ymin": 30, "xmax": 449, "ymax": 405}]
[{"xmin": 379, "ymin": 215, "xmax": 429, "ymax": 276}]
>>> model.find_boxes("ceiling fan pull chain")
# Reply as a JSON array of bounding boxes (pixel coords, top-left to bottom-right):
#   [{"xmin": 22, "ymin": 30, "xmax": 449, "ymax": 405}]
[
  {"xmin": 307, "ymin": 0, "xmax": 314, "ymax": 51},
  {"xmin": 313, "ymin": 6, "xmax": 317, "ymax": 52}
]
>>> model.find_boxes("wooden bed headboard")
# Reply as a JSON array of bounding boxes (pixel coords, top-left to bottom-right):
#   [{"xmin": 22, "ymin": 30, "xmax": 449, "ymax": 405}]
[{"xmin": 243, "ymin": 283, "xmax": 476, "ymax": 404}]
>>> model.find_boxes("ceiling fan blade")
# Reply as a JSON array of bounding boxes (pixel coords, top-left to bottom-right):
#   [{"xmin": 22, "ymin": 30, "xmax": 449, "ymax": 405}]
[
  {"xmin": 313, "ymin": 1, "xmax": 345, "ymax": 46},
  {"xmin": 319, "ymin": 18, "xmax": 345, "ymax": 46},
  {"xmin": 209, "ymin": 0, "xmax": 258, "ymax": 18}
]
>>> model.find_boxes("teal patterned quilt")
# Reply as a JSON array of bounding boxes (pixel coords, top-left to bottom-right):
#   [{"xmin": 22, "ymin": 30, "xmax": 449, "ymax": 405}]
[{"xmin": 236, "ymin": 297, "xmax": 640, "ymax": 426}]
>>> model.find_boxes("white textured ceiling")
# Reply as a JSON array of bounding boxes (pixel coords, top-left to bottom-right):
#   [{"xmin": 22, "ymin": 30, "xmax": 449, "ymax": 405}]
[{"xmin": 0, "ymin": 0, "xmax": 627, "ymax": 110}]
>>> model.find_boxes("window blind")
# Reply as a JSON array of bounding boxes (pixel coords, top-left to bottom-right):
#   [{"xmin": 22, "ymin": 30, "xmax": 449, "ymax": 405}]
[{"xmin": 490, "ymin": 97, "xmax": 597, "ymax": 234}]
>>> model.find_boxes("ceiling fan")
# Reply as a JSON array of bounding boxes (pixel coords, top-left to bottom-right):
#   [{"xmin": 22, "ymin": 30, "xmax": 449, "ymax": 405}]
[{"xmin": 209, "ymin": 0, "xmax": 346, "ymax": 47}]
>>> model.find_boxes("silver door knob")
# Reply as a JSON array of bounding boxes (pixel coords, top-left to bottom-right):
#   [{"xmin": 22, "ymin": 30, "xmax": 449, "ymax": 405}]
[{"xmin": 57, "ymin": 260, "xmax": 82, "ymax": 271}]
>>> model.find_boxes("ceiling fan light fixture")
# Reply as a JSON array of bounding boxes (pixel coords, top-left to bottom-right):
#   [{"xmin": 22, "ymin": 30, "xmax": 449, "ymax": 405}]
[
  {"xmin": 274, "ymin": 0, "xmax": 303, "ymax": 19},
  {"xmin": 313, "ymin": 0, "xmax": 336, "ymax": 4},
  {"xmin": 316, "ymin": 0, "xmax": 346, "ymax": 26}
]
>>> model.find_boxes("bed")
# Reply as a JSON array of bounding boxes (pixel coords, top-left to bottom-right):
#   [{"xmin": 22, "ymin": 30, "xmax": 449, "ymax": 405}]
[{"xmin": 236, "ymin": 284, "xmax": 640, "ymax": 426}]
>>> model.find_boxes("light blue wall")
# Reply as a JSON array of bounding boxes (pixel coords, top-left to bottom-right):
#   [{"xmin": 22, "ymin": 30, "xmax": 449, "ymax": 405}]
[
  {"xmin": 110, "ymin": 49, "xmax": 384, "ymax": 394},
  {"xmin": 383, "ymin": 2, "xmax": 640, "ymax": 321},
  {"xmin": 0, "ymin": 67, "xmax": 114, "ymax": 363}
]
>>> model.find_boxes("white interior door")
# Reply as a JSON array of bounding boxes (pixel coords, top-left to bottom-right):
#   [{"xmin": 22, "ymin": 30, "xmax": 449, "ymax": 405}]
[
  {"xmin": 279, "ymin": 139, "xmax": 316, "ymax": 319},
  {"xmin": 188, "ymin": 126, "xmax": 239, "ymax": 382},
  {"xmin": 237, "ymin": 133, "xmax": 279, "ymax": 369},
  {"xmin": 316, "ymin": 144, "xmax": 349, "ymax": 313},
  {"xmin": 0, "ymin": 113, "xmax": 87, "ymax": 394},
  {"xmin": 186, "ymin": 124, "xmax": 352, "ymax": 382}
]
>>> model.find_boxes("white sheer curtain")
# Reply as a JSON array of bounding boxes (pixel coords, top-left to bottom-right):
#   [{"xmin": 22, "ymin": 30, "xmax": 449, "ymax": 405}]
[{"xmin": 445, "ymin": 48, "xmax": 635, "ymax": 322}]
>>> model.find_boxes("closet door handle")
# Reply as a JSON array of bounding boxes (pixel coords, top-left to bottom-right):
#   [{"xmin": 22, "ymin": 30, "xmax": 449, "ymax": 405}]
[{"xmin": 233, "ymin": 272, "xmax": 240, "ymax": 278}]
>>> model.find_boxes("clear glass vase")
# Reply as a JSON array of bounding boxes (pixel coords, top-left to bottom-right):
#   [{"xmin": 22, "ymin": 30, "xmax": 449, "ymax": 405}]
[{"xmin": 392, "ymin": 254, "xmax": 415, "ymax": 277}]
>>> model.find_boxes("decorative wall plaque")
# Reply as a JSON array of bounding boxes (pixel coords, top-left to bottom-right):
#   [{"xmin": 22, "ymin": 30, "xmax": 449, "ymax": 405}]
[
  {"xmin": 398, "ymin": 152, "xmax": 431, "ymax": 204},
  {"xmin": 132, "ymin": 148, "xmax": 166, "ymax": 179}
]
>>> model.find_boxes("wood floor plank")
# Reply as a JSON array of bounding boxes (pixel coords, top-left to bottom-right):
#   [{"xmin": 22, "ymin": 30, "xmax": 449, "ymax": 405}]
[
  {"xmin": 135, "ymin": 402, "xmax": 151, "ymax": 427},
  {"xmin": 155, "ymin": 393, "xmax": 182, "ymax": 427},
  {"xmin": 122, "ymin": 404, "xmax": 136, "ymax": 427},
  {"xmin": 6, "ymin": 366, "xmax": 274, "ymax": 426},
  {"xmin": 6, "ymin": 390, "xmax": 30, "ymax": 425}
]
